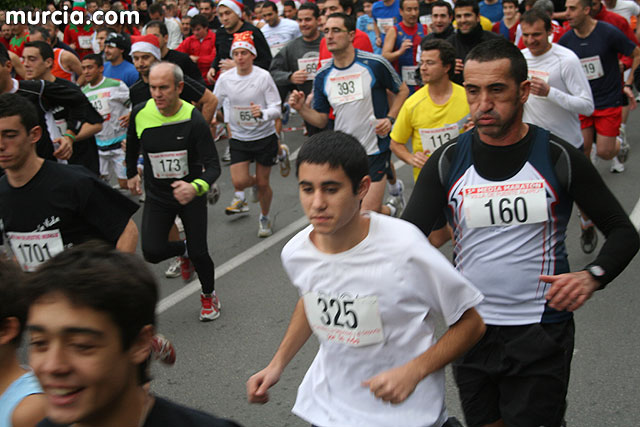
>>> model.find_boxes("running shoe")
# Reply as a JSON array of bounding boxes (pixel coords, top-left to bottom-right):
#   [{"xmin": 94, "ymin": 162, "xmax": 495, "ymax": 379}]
[
  {"xmin": 207, "ymin": 183, "xmax": 220, "ymax": 205},
  {"xmin": 279, "ymin": 143, "xmax": 291, "ymax": 177},
  {"xmin": 617, "ymin": 136, "xmax": 630, "ymax": 163},
  {"xmin": 282, "ymin": 103, "xmax": 291, "ymax": 125},
  {"xmin": 610, "ymin": 157, "xmax": 625, "ymax": 173},
  {"xmin": 180, "ymin": 256, "xmax": 195, "ymax": 282},
  {"xmin": 225, "ymin": 197, "xmax": 249, "ymax": 215},
  {"xmin": 150, "ymin": 334, "xmax": 176, "ymax": 365},
  {"xmin": 391, "ymin": 179, "xmax": 405, "ymax": 213},
  {"xmin": 165, "ymin": 257, "xmax": 181, "ymax": 278},
  {"xmin": 258, "ymin": 217, "xmax": 273, "ymax": 238},
  {"xmin": 580, "ymin": 226, "xmax": 598, "ymax": 254},
  {"xmin": 384, "ymin": 197, "xmax": 402, "ymax": 218},
  {"xmin": 200, "ymin": 293, "xmax": 221, "ymax": 321},
  {"xmin": 222, "ymin": 146, "xmax": 231, "ymax": 163}
]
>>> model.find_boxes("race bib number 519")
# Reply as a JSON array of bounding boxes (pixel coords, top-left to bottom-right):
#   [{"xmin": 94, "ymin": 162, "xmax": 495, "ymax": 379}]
[
  {"xmin": 463, "ymin": 181, "xmax": 549, "ymax": 228},
  {"xmin": 303, "ymin": 293, "xmax": 384, "ymax": 347}
]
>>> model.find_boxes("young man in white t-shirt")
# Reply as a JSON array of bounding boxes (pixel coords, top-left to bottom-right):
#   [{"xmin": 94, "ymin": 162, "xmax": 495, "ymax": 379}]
[{"xmin": 246, "ymin": 130, "xmax": 486, "ymax": 427}]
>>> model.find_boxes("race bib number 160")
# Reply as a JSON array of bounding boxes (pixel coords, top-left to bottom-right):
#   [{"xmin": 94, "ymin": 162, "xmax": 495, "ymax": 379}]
[
  {"xmin": 463, "ymin": 181, "xmax": 549, "ymax": 228},
  {"xmin": 303, "ymin": 293, "xmax": 384, "ymax": 347}
]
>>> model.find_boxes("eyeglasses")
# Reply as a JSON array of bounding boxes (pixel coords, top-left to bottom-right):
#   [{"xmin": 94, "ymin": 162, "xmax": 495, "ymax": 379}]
[{"xmin": 323, "ymin": 27, "xmax": 349, "ymax": 34}]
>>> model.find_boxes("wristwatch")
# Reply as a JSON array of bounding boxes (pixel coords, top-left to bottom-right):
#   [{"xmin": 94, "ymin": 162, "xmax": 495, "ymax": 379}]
[
  {"xmin": 386, "ymin": 116, "xmax": 395, "ymax": 124},
  {"xmin": 587, "ymin": 265, "xmax": 605, "ymax": 279}
]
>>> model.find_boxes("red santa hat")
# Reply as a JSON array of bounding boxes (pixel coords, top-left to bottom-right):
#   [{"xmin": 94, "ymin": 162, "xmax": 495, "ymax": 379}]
[
  {"xmin": 218, "ymin": 0, "xmax": 244, "ymax": 18},
  {"xmin": 130, "ymin": 35, "xmax": 161, "ymax": 60},
  {"xmin": 230, "ymin": 31, "xmax": 256, "ymax": 56}
]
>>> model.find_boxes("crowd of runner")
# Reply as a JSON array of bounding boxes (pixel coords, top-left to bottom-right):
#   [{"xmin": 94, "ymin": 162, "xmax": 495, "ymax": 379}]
[{"xmin": 0, "ymin": 0, "xmax": 639, "ymax": 426}]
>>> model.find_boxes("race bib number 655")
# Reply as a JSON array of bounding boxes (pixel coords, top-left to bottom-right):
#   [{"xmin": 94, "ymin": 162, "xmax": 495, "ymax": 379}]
[
  {"xmin": 463, "ymin": 181, "xmax": 549, "ymax": 228},
  {"xmin": 303, "ymin": 293, "xmax": 384, "ymax": 347}
]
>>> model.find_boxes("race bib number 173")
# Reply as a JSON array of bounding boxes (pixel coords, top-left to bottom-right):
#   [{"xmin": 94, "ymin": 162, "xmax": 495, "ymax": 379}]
[{"xmin": 303, "ymin": 293, "xmax": 384, "ymax": 347}]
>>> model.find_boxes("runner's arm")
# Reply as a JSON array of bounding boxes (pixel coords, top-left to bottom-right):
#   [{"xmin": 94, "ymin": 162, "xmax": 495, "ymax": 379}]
[
  {"xmin": 195, "ymin": 89, "xmax": 218, "ymax": 124},
  {"xmin": 193, "ymin": 110, "xmax": 221, "ymax": 185},
  {"xmin": 546, "ymin": 56, "xmax": 593, "ymax": 116},
  {"xmin": 115, "ymin": 219, "xmax": 138, "ymax": 253},
  {"xmin": 381, "ymin": 27, "xmax": 402, "ymax": 63},
  {"xmin": 62, "ymin": 49, "xmax": 86, "ymax": 85},
  {"xmin": 247, "ymin": 298, "xmax": 312, "ymax": 404},
  {"xmin": 362, "ymin": 308, "xmax": 485, "ymax": 403}
]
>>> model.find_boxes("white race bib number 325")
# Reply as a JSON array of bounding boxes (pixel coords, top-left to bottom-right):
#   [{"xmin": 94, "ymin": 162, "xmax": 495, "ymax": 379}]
[
  {"xmin": 303, "ymin": 293, "xmax": 384, "ymax": 347},
  {"xmin": 148, "ymin": 150, "xmax": 189, "ymax": 179},
  {"xmin": 463, "ymin": 181, "xmax": 549, "ymax": 228},
  {"xmin": 7, "ymin": 230, "xmax": 64, "ymax": 272}
]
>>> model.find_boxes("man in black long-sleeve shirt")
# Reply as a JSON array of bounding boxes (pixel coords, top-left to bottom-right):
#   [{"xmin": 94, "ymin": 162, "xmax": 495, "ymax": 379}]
[
  {"xmin": 402, "ymin": 39, "xmax": 639, "ymax": 427},
  {"xmin": 126, "ymin": 62, "xmax": 222, "ymax": 323},
  {"xmin": 205, "ymin": 0, "xmax": 272, "ymax": 84}
]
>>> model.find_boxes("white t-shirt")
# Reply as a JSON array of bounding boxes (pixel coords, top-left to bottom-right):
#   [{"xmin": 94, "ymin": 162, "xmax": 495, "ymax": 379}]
[
  {"xmin": 260, "ymin": 18, "xmax": 302, "ymax": 56},
  {"xmin": 609, "ymin": 0, "xmax": 640, "ymax": 23},
  {"xmin": 281, "ymin": 212, "xmax": 484, "ymax": 427},
  {"xmin": 523, "ymin": 44, "xmax": 594, "ymax": 148},
  {"xmin": 213, "ymin": 66, "xmax": 281, "ymax": 141}
]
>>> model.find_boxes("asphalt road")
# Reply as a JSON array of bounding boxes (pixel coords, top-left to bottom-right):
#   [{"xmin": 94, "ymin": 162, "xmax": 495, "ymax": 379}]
[{"xmin": 55, "ymin": 111, "xmax": 640, "ymax": 426}]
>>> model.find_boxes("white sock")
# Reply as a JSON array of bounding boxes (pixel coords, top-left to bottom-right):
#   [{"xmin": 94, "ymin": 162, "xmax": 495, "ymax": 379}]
[
  {"xmin": 235, "ymin": 191, "xmax": 245, "ymax": 200},
  {"xmin": 260, "ymin": 213, "xmax": 269, "ymax": 222},
  {"xmin": 386, "ymin": 203, "xmax": 397, "ymax": 217},
  {"xmin": 387, "ymin": 181, "xmax": 401, "ymax": 196}
]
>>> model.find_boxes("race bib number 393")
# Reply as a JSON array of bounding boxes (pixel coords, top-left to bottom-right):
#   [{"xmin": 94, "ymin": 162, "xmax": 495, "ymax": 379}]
[
  {"xmin": 7, "ymin": 230, "xmax": 64, "ymax": 272},
  {"xmin": 303, "ymin": 293, "xmax": 384, "ymax": 347},
  {"xmin": 148, "ymin": 150, "xmax": 189, "ymax": 179},
  {"xmin": 463, "ymin": 181, "xmax": 549, "ymax": 228},
  {"xmin": 328, "ymin": 73, "xmax": 364, "ymax": 105}
]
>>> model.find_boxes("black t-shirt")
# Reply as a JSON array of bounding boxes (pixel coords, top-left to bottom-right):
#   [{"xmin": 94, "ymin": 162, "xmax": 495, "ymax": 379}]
[
  {"xmin": 129, "ymin": 74, "xmax": 207, "ymax": 108},
  {"xmin": 0, "ymin": 161, "xmax": 138, "ymax": 255},
  {"xmin": 163, "ymin": 49, "xmax": 206, "ymax": 84},
  {"xmin": 212, "ymin": 22, "xmax": 272, "ymax": 74},
  {"xmin": 37, "ymin": 396, "xmax": 242, "ymax": 427}
]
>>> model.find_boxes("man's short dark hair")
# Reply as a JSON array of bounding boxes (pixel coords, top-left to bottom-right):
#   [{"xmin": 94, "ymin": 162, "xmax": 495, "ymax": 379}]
[
  {"xmin": 327, "ymin": 12, "xmax": 356, "ymax": 32},
  {"xmin": 0, "ymin": 44, "xmax": 9, "ymax": 64},
  {"xmin": 30, "ymin": 26, "xmax": 53, "ymax": 44},
  {"xmin": 0, "ymin": 257, "xmax": 28, "ymax": 346},
  {"xmin": 296, "ymin": 131, "xmax": 369, "ymax": 194},
  {"xmin": 148, "ymin": 2, "xmax": 164, "ymax": 16},
  {"xmin": 0, "ymin": 93, "xmax": 40, "ymax": 132},
  {"xmin": 455, "ymin": 0, "xmax": 480, "ymax": 15},
  {"xmin": 24, "ymin": 242, "xmax": 158, "ymax": 384},
  {"xmin": 400, "ymin": 0, "xmax": 418, "ymax": 10},
  {"xmin": 146, "ymin": 19, "xmax": 169, "ymax": 37},
  {"xmin": 24, "ymin": 40, "xmax": 54, "ymax": 62},
  {"xmin": 190, "ymin": 14, "xmax": 209, "ymax": 29},
  {"xmin": 431, "ymin": 0, "xmax": 454, "ymax": 16},
  {"xmin": 299, "ymin": 2, "xmax": 320, "ymax": 18},
  {"xmin": 262, "ymin": 1, "xmax": 279, "ymax": 13},
  {"xmin": 420, "ymin": 39, "xmax": 456, "ymax": 79},
  {"xmin": 503, "ymin": 0, "xmax": 519, "ymax": 7},
  {"xmin": 521, "ymin": 8, "xmax": 552, "ymax": 32},
  {"xmin": 83, "ymin": 52, "xmax": 104, "ymax": 67},
  {"xmin": 283, "ymin": 0, "xmax": 297, "ymax": 8},
  {"xmin": 338, "ymin": 0, "xmax": 355, "ymax": 15},
  {"xmin": 198, "ymin": 0, "xmax": 215, "ymax": 6},
  {"xmin": 465, "ymin": 38, "xmax": 528, "ymax": 85}
]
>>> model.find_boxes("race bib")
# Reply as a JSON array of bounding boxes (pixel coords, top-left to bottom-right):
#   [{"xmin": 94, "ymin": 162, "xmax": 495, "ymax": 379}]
[
  {"xmin": 78, "ymin": 35, "xmax": 92, "ymax": 49},
  {"xmin": 328, "ymin": 73, "xmax": 364, "ymax": 106},
  {"xmin": 377, "ymin": 17, "xmax": 395, "ymax": 33},
  {"xmin": 233, "ymin": 106, "xmax": 258, "ymax": 127},
  {"xmin": 463, "ymin": 181, "xmax": 549, "ymax": 228},
  {"xmin": 419, "ymin": 124, "xmax": 458, "ymax": 153},
  {"xmin": 401, "ymin": 65, "xmax": 418, "ymax": 86},
  {"xmin": 367, "ymin": 23, "xmax": 374, "ymax": 31},
  {"xmin": 303, "ymin": 292, "xmax": 384, "ymax": 347},
  {"xmin": 528, "ymin": 69, "xmax": 549, "ymax": 83},
  {"xmin": 320, "ymin": 58, "xmax": 331, "ymax": 68},
  {"xmin": 148, "ymin": 150, "xmax": 189, "ymax": 179},
  {"xmin": 580, "ymin": 56, "xmax": 604, "ymax": 80},
  {"xmin": 270, "ymin": 44, "xmax": 285, "ymax": 57},
  {"xmin": 90, "ymin": 98, "xmax": 111, "ymax": 118},
  {"xmin": 7, "ymin": 230, "xmax": 64, "ymax": 272},
  {"xmin": 420, "ymin": 15, "xmax": 432, "ymax": 27},
  {"xmin": 298, "ymin": 57, "xmax": 319, "ymax": 80}
]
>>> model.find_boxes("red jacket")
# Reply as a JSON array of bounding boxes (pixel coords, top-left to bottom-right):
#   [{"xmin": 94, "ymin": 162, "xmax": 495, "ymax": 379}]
[
  {"xmin": 63, "ymin": 23, "xmax": 95, "ymax": 59},
  {"xmin": 177, "ymin": 30, "xmax": 217, "ymax": 81}
]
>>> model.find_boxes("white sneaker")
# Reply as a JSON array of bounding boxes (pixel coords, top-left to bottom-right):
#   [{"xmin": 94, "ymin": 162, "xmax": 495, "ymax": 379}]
[
  {"xmin": 617, "ymin": 136, "xmax": 630, "ymax": 163},
  {"xmin": 225, "ymin": 196, "xmax": 249, "ymax": 215},
  {"xmin": 207, "ymin": 183, "xmax": 220, "ymax": 205},
  {"xmin": 258, "ymin": 217, "xmax": 273, "ymax": 238},
  {"xmin": 610, "ymin": 157, "xmax": 625, "ymax": 173},
  {"xmin": 165, "ymin": 257, "xmax": 181, "ymax": 278},
  {"xmin": 222, "ymin": 146, "xmax": 231, "ymax": 163}
]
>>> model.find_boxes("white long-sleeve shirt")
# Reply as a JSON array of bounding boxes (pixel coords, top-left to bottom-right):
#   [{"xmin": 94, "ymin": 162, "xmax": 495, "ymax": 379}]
[
  {"xmin": 213, "ymin": 66, "xmax": 281, "ymax": 141},
  {"xmin": 523, "ymin": 43, "xmax": 594, "ymax": 148}
]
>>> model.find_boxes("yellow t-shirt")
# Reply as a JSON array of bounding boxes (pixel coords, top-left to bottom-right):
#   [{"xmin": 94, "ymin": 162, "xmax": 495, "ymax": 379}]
[{"xmin": 390, "ymin": 82, "xmax": 470, "ymax": 181}]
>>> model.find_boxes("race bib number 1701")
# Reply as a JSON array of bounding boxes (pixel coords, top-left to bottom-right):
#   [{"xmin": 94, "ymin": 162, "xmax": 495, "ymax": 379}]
[
  {"xmin": 303, "ymin": 293, "xmax": 384, "ymax": 347},
  {"xmin": 7, "ymin": 230, "xmax": 65, "ymax": 272}
]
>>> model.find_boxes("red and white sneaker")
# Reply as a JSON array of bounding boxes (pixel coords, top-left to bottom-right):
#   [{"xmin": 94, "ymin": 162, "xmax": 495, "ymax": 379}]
[
  {"xmin": 150, "ymin": 334, "xmax": 176, "ymax": 365},
  {"xmin": 180, "ymin": 256, "xmax": 195, "ymax": 282},
  {"xmin": 200, "ymin": 293, "xmax": 221, "ymax": 321}
]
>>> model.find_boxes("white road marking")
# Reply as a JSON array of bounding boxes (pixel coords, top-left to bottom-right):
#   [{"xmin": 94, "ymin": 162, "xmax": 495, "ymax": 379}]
[{"xmin": 157, "ymin": 159, "xmax": 406, "ymax": 314}]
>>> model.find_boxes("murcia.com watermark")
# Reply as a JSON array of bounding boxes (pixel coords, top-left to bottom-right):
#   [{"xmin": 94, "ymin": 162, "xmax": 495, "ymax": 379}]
[{"xmin": 6, "ymin": 8, "xmax": 139, "ymax": 26}]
